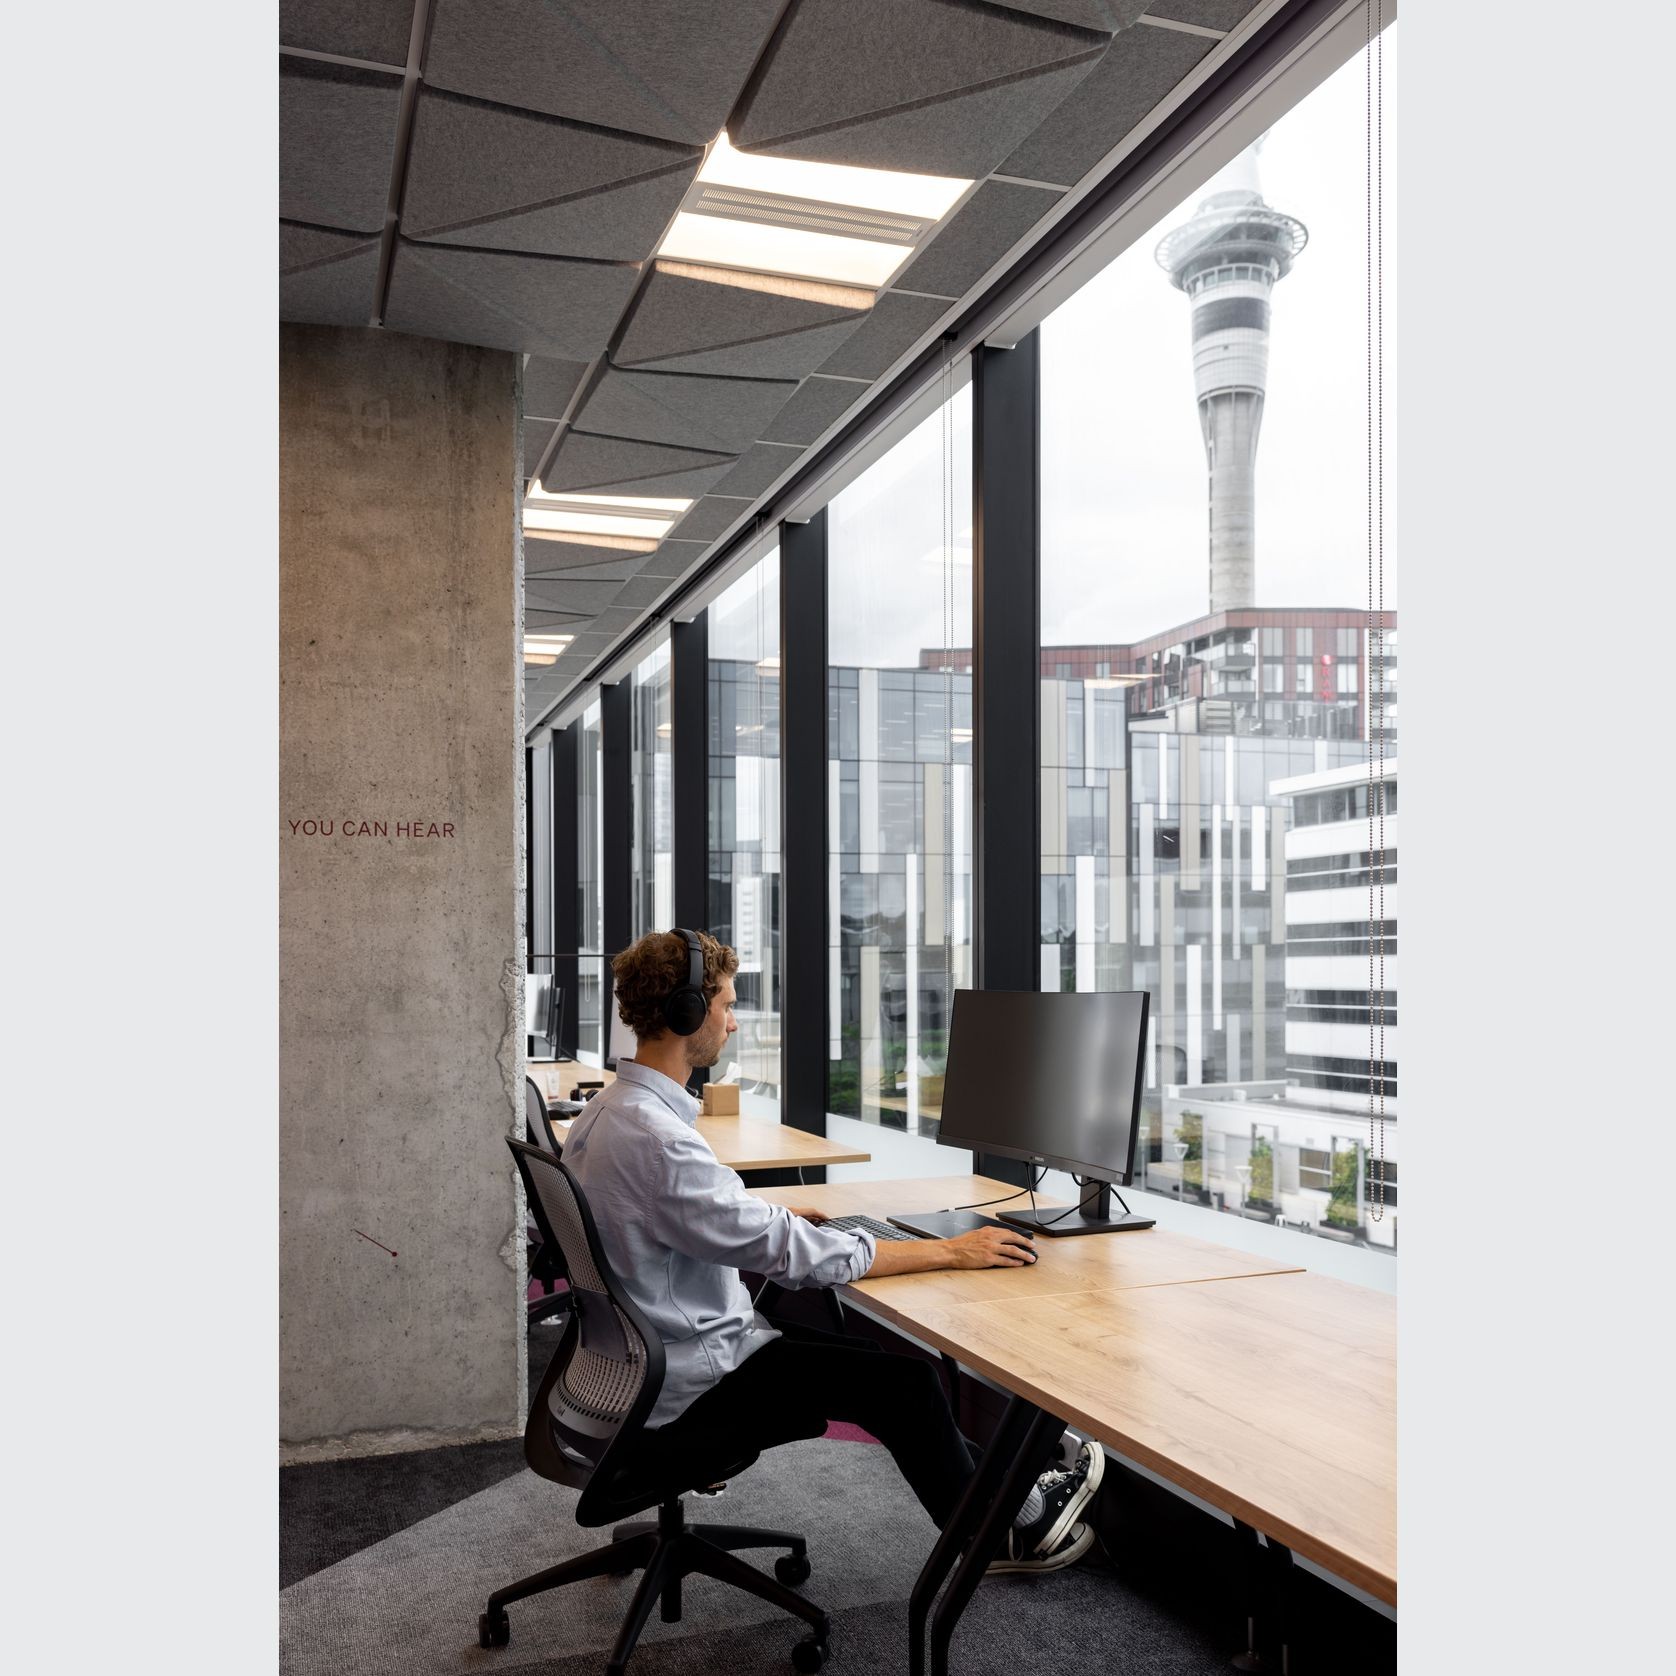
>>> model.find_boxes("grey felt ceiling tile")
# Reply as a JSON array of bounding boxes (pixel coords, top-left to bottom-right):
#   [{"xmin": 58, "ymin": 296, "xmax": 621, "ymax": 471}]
[
  {"xmin": 425, "ymin": 0, "xmax": 782, "ymax": 145},
  {"xmin": 280, "ymin": 0, "xmax": 415, "ymax": 64},
  {"xmin": 574, "ymin": 367, "xmax": 798, "ymax": 456},
  {"xmin": 279, "ymin": 222, "xmax": 381, "ymax": 325},
  {"xmin": 1143, "ymin": 1, "xmax": 1260, "ymax": 30},
  {"xmin": 761, "ymin": 377, "xmax": 865, "ymax": 447},
  {"xmin": 614, "ymin": 267, "xmax": 869, "ymax": 377},
  {"xmin": 611, "ymin": 575, "xmax": 675, "ymax": 610},
  {"xmin": 1000, "ymin": 16, "xmax": 1213, "ymax": 185},
  {"xmin": 540, "ymin": 430, "xmax": 735, "ymax": 497},
  {"xmin": 999, "ymin": 1, "xmax": 1148, "ymax": 29},
  {"xmin": 523, "ymin": 420, "xmax": 558, "ymax": 481},
  {"xmin": 526, "ymin": 578, "xmax": 626, "ymax": 616},
  {"xmin": 533, "ymin": 552, "xmax": 648, "ymax": 582},
  {"xmin": 383, "ymin": 240, "xmax": 641, "ymax": 358},
  {"xmin": 401, "ymin": 89, "xmax": 699, "ymax": 261},
  {"xmin": 730, "ymin": 0, "xmax": 1108, "ymax": 178},
  {"xmin": 895, "ymin": 180, "xmax": 1065, "ymax": 300},
  {"xmin": 527, "ymin": 608, "xmax": 597, "ymax": 630},
  {"xmin": 526, "ymin": 538, "xmax": 652, "ymax": 576},
  {"xmin": 668, "ymin": 498, "xmax": 748, "ymax": 544},
  {"xmin": 635, "ymin": 542, "xmax": 705, "ymax": 577},
  {"xmin": 280, "ymin": 59, "xmax": 403, "ymax": 233},
  {"xmin": 816, "ymin": 290, "xmax": 950, "ymax": 380},
  {"xmin": 711, "ymin": 442, "xmax": 803, "ymax": 499},
  {"xmin": 524, "ymin": 356, "xmax": 590, "ymax": 421}
]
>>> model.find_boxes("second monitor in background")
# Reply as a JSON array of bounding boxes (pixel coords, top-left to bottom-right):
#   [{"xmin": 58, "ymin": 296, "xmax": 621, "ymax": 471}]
[{"xmin": 936, "ymin": 988, "xmax": 1155, "ymax": 1238}]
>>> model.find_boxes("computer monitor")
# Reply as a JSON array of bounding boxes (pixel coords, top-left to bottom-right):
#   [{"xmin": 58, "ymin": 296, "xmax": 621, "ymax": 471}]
[
  {"xmin": 935, "ymin": 988, "xmax": 1154, "ymax": 1237},
  {"xmin": 607, "ymin": 1003, "xmax": 637, "ymax": 1070},
  {"xmin": 525, "ymin": 972, "xmax": 554, "ymax": 1041}
]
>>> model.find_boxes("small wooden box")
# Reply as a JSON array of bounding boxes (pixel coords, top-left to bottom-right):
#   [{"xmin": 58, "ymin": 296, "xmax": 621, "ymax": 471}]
[{"xmin": 701, "ymin": 1082, "xmax": 741, "ymax": 1116}]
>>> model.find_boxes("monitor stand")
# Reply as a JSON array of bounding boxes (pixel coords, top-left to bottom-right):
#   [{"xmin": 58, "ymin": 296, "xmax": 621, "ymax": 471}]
[{"xmin": 998, "ymin": 1179, "xmax": 1155, "ymax": 1238}]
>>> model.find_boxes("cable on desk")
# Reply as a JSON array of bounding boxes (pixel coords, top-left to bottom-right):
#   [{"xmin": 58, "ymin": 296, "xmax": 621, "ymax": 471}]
[{"xmin": 945, "ymin": 1168, "xmax": 1042, "ymax": 1213}]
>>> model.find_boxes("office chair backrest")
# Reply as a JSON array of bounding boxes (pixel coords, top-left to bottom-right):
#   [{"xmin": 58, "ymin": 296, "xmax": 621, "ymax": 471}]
[
  {"xmin": 507, "ymin": 1139, "xmax": 666, "ymax": 1519},
  {"xmin": 525, "ymin": 1076, "xmax": 561, "ymax": 1156}
]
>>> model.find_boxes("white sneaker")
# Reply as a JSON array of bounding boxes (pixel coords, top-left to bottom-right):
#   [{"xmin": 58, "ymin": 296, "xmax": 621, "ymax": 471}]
[{"xmin": 987, "ymin": 1520, "xmax": 1095, "ymax": 1575}]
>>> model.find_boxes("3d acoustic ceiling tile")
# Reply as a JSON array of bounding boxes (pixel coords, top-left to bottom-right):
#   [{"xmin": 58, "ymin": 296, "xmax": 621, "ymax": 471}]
[
  {"xmin": 638, "ymin": 540, "xmax": 707, "ymax": 576},
  {"xmin": 668, "ymin": 498, "xmax": 748, "ymax": 544},
  {"xmin": 279, "ymin": 59, "xmax": 403, "ymax": 232},
  {"xmin": 611, "ymin": 574, "xmax": 676, "ymax": 610},
  {"xmin": 895, "ymin": 180, "xmax": 1065, "ymax": 300},
  {"xmin": 523, "ymin": 419, "xmax": 558, "ymax": 481},
  {"xmin": 614, "ymin": 267, "xmax": 870, "ymax": 378},
  {"xmin": 279, "ymin": 222, "xmax": 381, "ymax": 325},
  {"xmin": 574, "ymin": 367, "xmax": 799, "ymax": 456},
  {"xmin": 761, "ymin": 376, "xmax": 865, "ymax": 447},
  {"xmin": 527, "ymin": 550, "xmax": 648, "ymax": 582},
  {"xmin": 525, "ymin": 356, "xmax": 590, "ymax": 421},
  {"xmin": 729, "ymin": 0, "xmax": 1109, "ymax": 178},
  {"xmin": 526, "ymin": 539, "xmax": 646, "ymax": 577},
  {"xmin": 999, "ymin": 14, "xmax": 1214, "ymax": 186},
  {"xmin": 1143, "ymin": 0, "xmax": 1262, "ymax": 31},
  {"xmin": 383, "ymin": 240, "xmax": 641, "ymax": 359},
  {"xmin": 279, "ymin": 0, "xmax": 416, "ymax": 64},
  {"xmin": 526, "ymin": 577, "xmax": 626, "ymax": 616},
  {"xmin": 540, "ymin": 430, "xmax": 735, "ymax": 498},
  {"xmin": 424, "ymin": 0, "xmax": 783, "ymax": 145},
  {"xmin": 401, "ymin": 89, "xmax": 700, "ymax": 261},
  {"xmin": 995, "ymin": 1, "xmax": 1150, "ymax": 31},
  {"xmin": 815, "ymin": 290, "xmax": 949, "ymax": 381},
  {"xmin": 710, "ymin": 441, "xmax": 802, "ymax": 500}
]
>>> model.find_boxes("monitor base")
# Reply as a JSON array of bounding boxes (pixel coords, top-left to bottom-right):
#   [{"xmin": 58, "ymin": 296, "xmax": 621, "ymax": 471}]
[{"xmin": 998, "ymin": 1207, "xmax": 1156, "ymax": 1238}]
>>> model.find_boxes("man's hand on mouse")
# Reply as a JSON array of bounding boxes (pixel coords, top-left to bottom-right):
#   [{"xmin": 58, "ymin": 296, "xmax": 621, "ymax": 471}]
[{"xmin": 944, "ymin": 1225, "xmax": 1038, "ymax": 1268}]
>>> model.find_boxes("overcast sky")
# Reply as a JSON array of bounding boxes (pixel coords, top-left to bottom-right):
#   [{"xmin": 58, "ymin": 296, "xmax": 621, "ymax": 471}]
[{"xmin": 817, "ymin": 25, "xmax": 1398, "ymax": 668}]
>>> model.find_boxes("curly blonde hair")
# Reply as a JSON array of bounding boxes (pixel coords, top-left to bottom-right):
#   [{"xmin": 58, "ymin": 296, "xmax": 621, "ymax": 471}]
[{"xmin": 611, "ymin": 930, "xmax": 738, "ymax": 1041}]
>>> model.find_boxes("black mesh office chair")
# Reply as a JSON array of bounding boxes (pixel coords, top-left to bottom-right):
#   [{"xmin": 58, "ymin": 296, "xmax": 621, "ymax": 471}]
[
  {"xmin": 484, "ymin": 1140, "xmax": 829, "ymax": 1673},
  {"xmin": 523, "ymin": 1080, "xmax": 570, "ymax": 1328}
]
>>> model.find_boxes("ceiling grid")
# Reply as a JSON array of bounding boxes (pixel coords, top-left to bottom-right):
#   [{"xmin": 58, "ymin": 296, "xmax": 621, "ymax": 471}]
[{"xmin": 277, "ymin": 0, "xmax": 1270, "ymax": 719}]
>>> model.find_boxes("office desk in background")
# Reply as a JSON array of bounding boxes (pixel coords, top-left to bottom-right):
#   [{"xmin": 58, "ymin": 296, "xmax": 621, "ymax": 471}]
[
  {"xmin": 550, "ymin": 1110, "xmax": 872, "ymax": 1174},
  {"xmin": 754, "ymin": 1173, "xmax": 1395, "ymax": 1671}
]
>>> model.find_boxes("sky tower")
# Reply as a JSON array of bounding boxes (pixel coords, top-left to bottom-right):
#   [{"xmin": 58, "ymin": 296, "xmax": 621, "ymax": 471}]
[{"xmin": 1155, "ymin": 149, "xmax": 1307, "ymax": 614}]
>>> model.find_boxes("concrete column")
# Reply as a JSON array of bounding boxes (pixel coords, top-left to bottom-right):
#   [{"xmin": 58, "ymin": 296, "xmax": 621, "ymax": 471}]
[{"xmin": 280, "ymin": 324, "xmax": 524, "ymax": 1459}]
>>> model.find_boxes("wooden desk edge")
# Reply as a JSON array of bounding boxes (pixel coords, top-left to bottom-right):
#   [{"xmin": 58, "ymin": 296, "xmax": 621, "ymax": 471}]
[{"xmin": 838, "ymin": 1282, "xmax": 1395, "ymax": 1607}]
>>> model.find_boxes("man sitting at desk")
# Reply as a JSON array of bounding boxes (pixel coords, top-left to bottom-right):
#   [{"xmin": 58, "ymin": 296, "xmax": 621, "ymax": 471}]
[{"xmin": 563, "ymin": 928, "xmax": 1103, "ymax": 1573}]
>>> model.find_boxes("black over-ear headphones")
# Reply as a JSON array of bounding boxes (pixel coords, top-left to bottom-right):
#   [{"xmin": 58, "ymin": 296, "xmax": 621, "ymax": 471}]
[{"xmin": 663, "ymin": 928, "xmax": 708, "ymax": 1037}]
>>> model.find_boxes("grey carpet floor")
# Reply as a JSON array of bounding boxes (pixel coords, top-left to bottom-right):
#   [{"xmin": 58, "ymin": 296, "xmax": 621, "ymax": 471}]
[{"xmin": 280, "ymin": 1436, "xmax": 1233, "ymax": 1676}]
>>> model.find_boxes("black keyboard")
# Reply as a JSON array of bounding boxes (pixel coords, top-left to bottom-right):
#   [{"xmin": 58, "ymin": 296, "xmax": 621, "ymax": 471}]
[{"xmin": 824, "ymin": 1213, "xmax": 917, "ymax": 1243}]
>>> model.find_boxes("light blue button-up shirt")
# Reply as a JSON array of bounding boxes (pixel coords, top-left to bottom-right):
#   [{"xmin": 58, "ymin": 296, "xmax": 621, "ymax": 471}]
[{"xmin": 563, "ymin": 1059, "xmax": 878, "ymax": 1427}]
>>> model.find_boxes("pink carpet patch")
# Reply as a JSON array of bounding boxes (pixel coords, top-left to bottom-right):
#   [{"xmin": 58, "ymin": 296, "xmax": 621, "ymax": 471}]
[{"xmin": 822, "ymin": 1421, "xmax": 880, "ymax": 1444}]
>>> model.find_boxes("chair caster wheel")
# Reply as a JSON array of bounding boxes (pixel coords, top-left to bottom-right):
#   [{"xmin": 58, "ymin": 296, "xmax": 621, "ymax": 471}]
[
  {"xmin": 791, "ymin": 1636, "xmax": 828, "ymax": 1672},
  {"xmin": 775, "ymin": 1553, "xmax": 812, "ymax": 1586},
  {"xmin": 478, "ymin": 1610, "xmax": 510, "ymax": 1649}
]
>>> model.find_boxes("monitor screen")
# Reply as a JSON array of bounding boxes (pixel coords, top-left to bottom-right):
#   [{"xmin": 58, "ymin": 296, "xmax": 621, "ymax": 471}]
[
  {"xmin": 525, "ymin": 972, "xmax": 554, "ymax": 1041},
  {"xmin": 608, "ymin": 1005, "xmax": 637, "ymax": 1068},
  {"xmin": 936, "ymin": 989, "xmax": 1150, "ymax": 1184}
]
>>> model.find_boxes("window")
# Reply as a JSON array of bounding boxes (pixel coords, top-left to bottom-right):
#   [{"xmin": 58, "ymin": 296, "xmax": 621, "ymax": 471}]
[
  {"xmin": 577, "ymin": 699, "xmax": 604, "ymax": 1060},
  {"xmin": 1039, "ymin": 28, "xmax": 1398, "ymax": 1250},
  {"xmin": 828, "ymin": 390, "xmax": 972, "ymax": 1132},
  {"xmin": 529, "ymin": 739, "xmax": 554, "ymax": 1047},
  {"xmin": 629, "ymin": 639, "xmax": 673, "ymax": 938},
  {"xmin": 708, "ymin": 552, "xmax": 782, "ymax": 1112}
]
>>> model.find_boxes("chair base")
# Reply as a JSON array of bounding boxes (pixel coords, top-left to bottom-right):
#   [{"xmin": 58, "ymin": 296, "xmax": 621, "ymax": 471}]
[{"xmin": 482, "ymin": 1497, "xmax": 829, "ymax": 1675}]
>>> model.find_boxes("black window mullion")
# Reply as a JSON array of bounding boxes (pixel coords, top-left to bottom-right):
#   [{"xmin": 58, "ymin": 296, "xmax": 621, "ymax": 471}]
[
  {"xmin": 971, "ymin": 334, "xmax": 1042, "ymax": 1187},
  {"xmin": 780, "ymin": 513, "xmax": 828, "ymax": 1150},
  {"xmin": 601, "ymin": 679, "xmax": 632, "ymax": 1035},
  {"xmin": 552, "ymin": 721, "xmax": 579, "ymax": 1060}
]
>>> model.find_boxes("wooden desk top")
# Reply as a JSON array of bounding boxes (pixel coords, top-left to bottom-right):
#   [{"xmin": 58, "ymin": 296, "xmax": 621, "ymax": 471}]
[
  {"xmin": 752, "ymin": 1177, "xmax": 1394, "ymax": 1605},
  {"xmin": 555, "ymin": 1111, "xmax": 871, "ymax": 1173},
  {"xmin": 753, "ymin": 1175, "xmax": 1302, "ymax": 1312}
]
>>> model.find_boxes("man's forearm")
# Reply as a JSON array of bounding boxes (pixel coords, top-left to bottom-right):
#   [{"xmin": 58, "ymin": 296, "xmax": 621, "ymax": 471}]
[{"xmin": 862, "ymin": 1237, "xmax": 955, "ymax": 1278}]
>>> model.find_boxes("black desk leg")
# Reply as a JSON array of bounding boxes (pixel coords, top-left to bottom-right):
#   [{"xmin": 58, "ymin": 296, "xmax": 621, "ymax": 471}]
[
  {"xmin": 1269, "ymin": 1540, "xmax": 1295, "ymax": 1675},
  {"xmin": 908, "ymin": 1394, "xmax": 1040, "ymax": 1676},
  {"xmin": 1232, "ymin": 1519, "xmax": 1266, "ymax": 1671},
  {"xmin": 927, "ymin": 1402, "xmax": 1066, "ymax": 1676}
]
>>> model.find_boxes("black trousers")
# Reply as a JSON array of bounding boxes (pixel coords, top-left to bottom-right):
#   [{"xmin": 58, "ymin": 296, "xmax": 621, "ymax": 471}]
[{"xmin": 643, "ymin": 1315, "xmax": 978, "ymax": 1529}]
